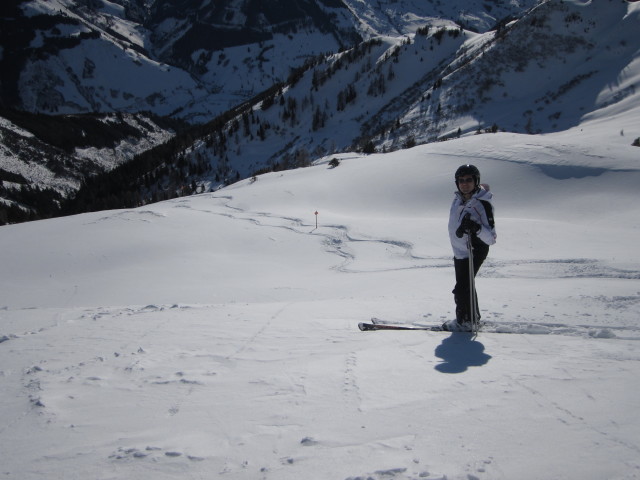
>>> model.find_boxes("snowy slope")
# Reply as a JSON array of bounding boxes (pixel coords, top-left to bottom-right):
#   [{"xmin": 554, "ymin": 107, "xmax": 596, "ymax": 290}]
[
  {"xmin": 379, "ymin": 0, "xmax": 640, "ymax": 146},
  {"xmin": 10, "ymin": 0, "xmax": 541, "ymax": 121},
  {"xmin": 169, "ymin": 0, "xmax": 640, "ymax": 195},
  {"xmin": 339, "ymin": 0, "xmax": 540, "ymax": 36},
  {"xmin": 4, "ymin": 0, "xmax": 639, "ymax": 221},
  {"xmin": 18, "ymin": 0, "xmax": 209, "ymax": 118},
  {"xmin": 1, "ymin": 124, "xmax": 639, "ymax": 479}
]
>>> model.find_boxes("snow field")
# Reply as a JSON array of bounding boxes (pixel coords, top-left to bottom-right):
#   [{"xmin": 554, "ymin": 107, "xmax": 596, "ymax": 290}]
[{"xmin": 1, "ymin": 130, "xmax": 639, "ymax": 479}]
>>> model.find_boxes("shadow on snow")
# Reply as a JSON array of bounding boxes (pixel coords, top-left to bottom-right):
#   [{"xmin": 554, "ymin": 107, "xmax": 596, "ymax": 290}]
[{"xmin": 434, "ymin": 333, "xmax": 492, "ymax": 374}]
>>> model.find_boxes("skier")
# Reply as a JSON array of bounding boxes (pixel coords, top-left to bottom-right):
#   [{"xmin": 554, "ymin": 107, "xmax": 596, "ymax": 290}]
[{"xmin": 443, "ymin": 164, "xmax": 496, "ymax": 332}]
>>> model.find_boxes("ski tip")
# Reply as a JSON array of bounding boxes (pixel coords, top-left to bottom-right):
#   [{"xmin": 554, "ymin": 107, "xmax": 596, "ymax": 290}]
[{"xmin": 358, "ymin": 322, "xmax": 376, "ymax": 331}]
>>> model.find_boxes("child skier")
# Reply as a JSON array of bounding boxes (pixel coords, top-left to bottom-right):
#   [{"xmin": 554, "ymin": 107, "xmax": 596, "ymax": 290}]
[{"xmin": 443, "ymin": 164, "xmax": 496, "ymax": 332}]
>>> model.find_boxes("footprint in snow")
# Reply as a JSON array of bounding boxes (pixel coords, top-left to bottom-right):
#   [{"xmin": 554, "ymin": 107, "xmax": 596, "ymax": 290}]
[{"xmin": 109, "ymin": 446, "xmax": 204, "ymax": 462}]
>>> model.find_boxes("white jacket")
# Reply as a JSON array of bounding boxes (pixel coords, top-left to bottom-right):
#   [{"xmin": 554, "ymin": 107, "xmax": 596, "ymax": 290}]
[{"xmin": 448, "ymin": 186, "xmax": 496, "ymax": 259}]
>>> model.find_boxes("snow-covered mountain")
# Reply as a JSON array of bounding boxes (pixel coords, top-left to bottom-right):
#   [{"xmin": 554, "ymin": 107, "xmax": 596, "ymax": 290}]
[
  {"xmin": 0, "ymin": 0, "xmax": 540, "ymax": 222},
  {"xmin": 0, "ymin": 110, "xmax": 181, "ymax": 223},
  {"xmin": 1, "ymin": 0, "xmax": 639, "ymax": 223},
  {"xmin": 2, "ymin": 0, "xmax": 541, "ymax": 121},
  {"xmin": 109, "ymin": 0, "xmax": 638, "ymax": 204}
]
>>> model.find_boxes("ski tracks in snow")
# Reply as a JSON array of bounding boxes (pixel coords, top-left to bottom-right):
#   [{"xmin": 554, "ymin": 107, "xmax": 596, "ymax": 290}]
[
  {"xmin": 178, "ymin": 194, "xmax": 640, "ymax": 284},
  {"xmin": 343, "ymin": 351, "xmax": 363, "ymax": 412},
  {"xmin": 0, "ymin": 304, "xmax": 225, "ymax": 469},
  {"xmin": 504, "ymin": 365, "xmax": 640, "ymax": 462},
  {"xmin": 175, "ymin": 194, "xmax": 640, "ymax": 338},
  {"xmin": 173, "ymin": 194, "xmax": 450, "ymax": 274}
]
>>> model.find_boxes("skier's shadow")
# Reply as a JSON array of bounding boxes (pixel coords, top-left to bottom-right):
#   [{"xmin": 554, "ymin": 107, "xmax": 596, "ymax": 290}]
[{"xmin": 434, "ymin": 333, "xmax": 491, "ymax": 374}]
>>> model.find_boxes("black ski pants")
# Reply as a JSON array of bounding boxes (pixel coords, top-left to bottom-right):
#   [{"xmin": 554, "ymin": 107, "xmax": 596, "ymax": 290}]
[{"xmin": 453, "ymin": 239, "xmax": 489, "ymax": 323}]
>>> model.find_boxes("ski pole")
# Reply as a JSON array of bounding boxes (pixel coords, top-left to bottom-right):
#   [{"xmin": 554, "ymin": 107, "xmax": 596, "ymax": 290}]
[{"xmin": 467, "ymin": 231, "xmax": 478, "ymax": 334}]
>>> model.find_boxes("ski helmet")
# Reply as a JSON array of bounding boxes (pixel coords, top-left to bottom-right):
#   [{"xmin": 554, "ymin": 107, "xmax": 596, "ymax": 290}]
[{"xmin": 455, "ymin": 164, "xmax": 480, "ymax": 190}]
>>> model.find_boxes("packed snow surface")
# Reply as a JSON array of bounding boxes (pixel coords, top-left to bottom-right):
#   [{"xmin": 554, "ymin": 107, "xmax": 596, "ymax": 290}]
[{"xmin": 1, "ymin": 126, "xmax": 639, "ymax": 479}]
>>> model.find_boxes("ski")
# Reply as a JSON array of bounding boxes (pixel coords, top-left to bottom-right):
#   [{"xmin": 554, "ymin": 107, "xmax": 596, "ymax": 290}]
[
  {"xmin": 359, "ymin": 317, "xmax": 484, "ymax": 333},
  {"xmin": 359, "ymin": 319, "xmax": 630, "ymax": 338},
  {"xmin": 358, "ymin": 319, "xmax": 444, "ymax": 332}
]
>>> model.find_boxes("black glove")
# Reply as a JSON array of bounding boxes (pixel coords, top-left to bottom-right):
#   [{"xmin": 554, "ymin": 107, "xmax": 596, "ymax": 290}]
[{"xmin": 456, "ymin": 214, "xmax": 481, "ymax": 238}]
